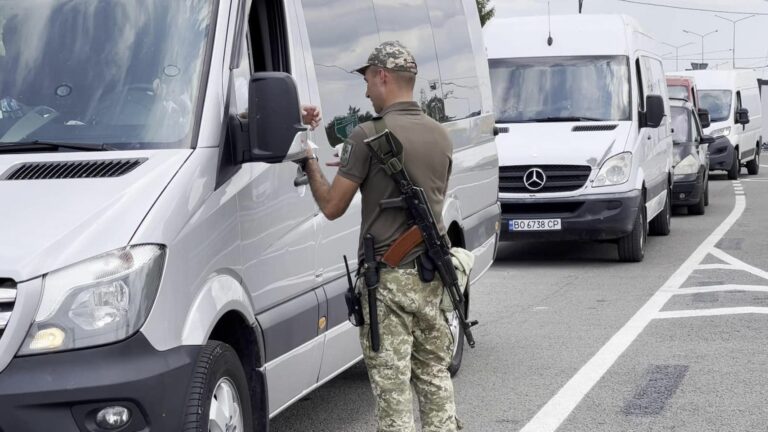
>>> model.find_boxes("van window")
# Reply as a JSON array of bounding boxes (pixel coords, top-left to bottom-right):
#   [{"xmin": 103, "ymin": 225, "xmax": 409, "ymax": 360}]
[
  {"xmin": 300, "ymin": 0, "xmax": 380, "ymax": 146},
  {"xmin": 740, "ymin": 87, "xmax": 761, "ymax": 117},
  {"xmin": 425, "ymin": 0, "xmax": 482, "ymax": 122},
  {"xmin": 670, "ymin": 106, "xmax": 692, "ymax": 143},
  {"xmin": 0, "ymin": 0, "xmax": 214, "ymax": 149},
  {"xmin": 489, "ymin": 56, "xmax": 631, "ymax": 123},
  {"xmin": 699, "ymin": 90, "xmax": 732, "ymax": 122},
  {"xmin": 371, "ymin": 0, "xmax": 444, "ymax": 122},
  {"xmin": 668, "ymin": 85, "xmax": 689, "ymax": 101}
]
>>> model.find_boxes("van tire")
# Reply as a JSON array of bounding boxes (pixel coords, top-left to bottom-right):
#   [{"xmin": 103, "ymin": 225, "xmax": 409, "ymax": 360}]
[
  {"xmin": 183, "ymin": 341, "xmax": 253, "ymax": 432},
  {"xmin": 727, "ymin": 151, "xmax": 740, "ymax": 180},
  {"xmin": 618, "ymin": 205, "xmax": 646, "ymax": 262},
  {"xmin": 447, "ymin": 311, "xmax": 464, "ymax": 377},
  {"xmin": 649, "ymin": 185, "xmax": 671, "ymax": 236},
  {"xmin": 746, "ymin": 147, "xmax": 760, "ymax": 175}
]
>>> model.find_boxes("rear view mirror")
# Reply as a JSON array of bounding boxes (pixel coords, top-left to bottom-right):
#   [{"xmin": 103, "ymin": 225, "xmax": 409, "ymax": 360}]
[
  {"xmin": 736, "ymin": 108, "xmax": 750, "ymax": 125},
  {"xmin": 698, "ymin": 108, "xmax": 711, "ymax": 129},
  {"xmin": 642, "ymin": 95, "xmax": 665, "ymax": 128},
  {"xmin": 700, "ymin": 134, "xmax": 715, "ymax": 145},
  {"xmin": 246, "ymin": 72, "xmax": 306, "ymax": 163}
]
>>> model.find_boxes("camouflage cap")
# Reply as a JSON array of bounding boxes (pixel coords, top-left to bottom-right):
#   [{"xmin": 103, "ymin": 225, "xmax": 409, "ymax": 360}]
[{"xmin": 354, "ymin": 41, "xmax": 418, "ymax": 75}]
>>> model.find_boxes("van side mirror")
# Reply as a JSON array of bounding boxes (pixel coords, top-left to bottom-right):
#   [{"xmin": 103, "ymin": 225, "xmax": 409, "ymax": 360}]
[
  {"xmin": 700, "ymin": 134, "xmax": 715, "ymax": 145},
  {"xmin": 642, "ymin": 95, "xmax": 665, "ymax": 128},
  {"xmin": 243, "ymin": 72, "xmax": 306, "ymax": 164},
  {"xmin": 735, "ymin": 107, "xmax": 750, "ymax": 125},
  {"xmin": 698, "ymin": 108, "xmax": 711, "ymax": 129}
]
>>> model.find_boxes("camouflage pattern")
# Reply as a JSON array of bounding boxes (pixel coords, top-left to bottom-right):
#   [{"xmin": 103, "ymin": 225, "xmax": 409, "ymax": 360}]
[
  {"xmin": 359, "ymin": 266, "xmax": 461, "ymax": 432},
  {"xmin": 355, "ymin": 41, "xmax": 418, "ymax": 75}
]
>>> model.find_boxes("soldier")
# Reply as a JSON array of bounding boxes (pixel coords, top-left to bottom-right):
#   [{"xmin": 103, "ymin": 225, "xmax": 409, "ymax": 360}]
[{"xmin": 303, "ymin": 41, "xmax": 461, "ymax": 432}]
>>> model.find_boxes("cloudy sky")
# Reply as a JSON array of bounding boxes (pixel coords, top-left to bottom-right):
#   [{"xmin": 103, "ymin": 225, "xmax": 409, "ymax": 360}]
[{"xmin": 494, "ymin": 0, "xmax": 768, "ymax": 75}]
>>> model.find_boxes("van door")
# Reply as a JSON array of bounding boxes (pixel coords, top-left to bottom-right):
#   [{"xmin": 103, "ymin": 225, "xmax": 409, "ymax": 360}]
[
  {"xmin": 736, "ymin": 87, "xmax": 762, "ymax": 161},
  {"xmin": 233, "ymin": 0, "xmax": 324, "ymax": 413},
  {"xmin": 637, "ymin": 56, "xmax": 670, "ymax": 215}
]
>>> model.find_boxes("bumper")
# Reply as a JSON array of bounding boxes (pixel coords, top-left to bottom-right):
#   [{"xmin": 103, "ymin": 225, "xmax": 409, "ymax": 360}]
[
  {"xmin": 499, "ymin": 190, "xmax": 642, "ymax": 241},
  {"xmin": 0, "ymin": 333, "xmax": 200, "ymax": 432},
  {"xmin": 708, "ymin": 136, "xmax": 734, "ymax": 171},
  {"xmin": 672, "ymin": 173, "xmax": 705, "ymax": 206}
]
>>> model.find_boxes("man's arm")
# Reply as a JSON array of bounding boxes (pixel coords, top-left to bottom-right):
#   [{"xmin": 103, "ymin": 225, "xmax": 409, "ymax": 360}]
[{"xmin": 305, "ymin": 158, "xmax": 359, "ymax": 221}]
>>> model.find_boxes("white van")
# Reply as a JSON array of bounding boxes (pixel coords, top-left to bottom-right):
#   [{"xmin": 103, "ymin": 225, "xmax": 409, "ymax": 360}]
[
  {"xmin": 484, "ymin": 14, "xmax": 674, "ymax": 262},
  {"xmin": 0, "ymin": 0, "xmax": 500, "ymax": 430},
  {"xmin": 688, "ymin": 70, "xmax": 762, "ymax": 178}
]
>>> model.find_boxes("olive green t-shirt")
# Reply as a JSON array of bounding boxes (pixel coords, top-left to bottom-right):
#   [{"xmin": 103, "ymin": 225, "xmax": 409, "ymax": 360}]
[{"xmin": 338, "ymin": 101, "xmax": 453, "ymax": 263}]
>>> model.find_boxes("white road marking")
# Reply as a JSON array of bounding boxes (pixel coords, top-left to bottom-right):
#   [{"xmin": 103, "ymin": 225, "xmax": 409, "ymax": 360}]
[
  {"xmin": 519, "ymin": 195, "xmax": 747, "ymax": 432},
  {"xmin": 656, "ymin": 307, "xmax": 768, "ymax": 319},
  {"xmin": 710, "ymin": 248, "xmax": 768, "ymax": 280},
  {"xmin": 669, "ymin": 284, "xmax": 768, "ymax": 294}
]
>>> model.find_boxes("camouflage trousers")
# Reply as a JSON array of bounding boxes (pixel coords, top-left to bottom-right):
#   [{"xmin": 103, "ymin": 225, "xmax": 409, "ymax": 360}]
[{"xmin": 359, "ymin": 266, "xmax": 461, "ymax": 432}]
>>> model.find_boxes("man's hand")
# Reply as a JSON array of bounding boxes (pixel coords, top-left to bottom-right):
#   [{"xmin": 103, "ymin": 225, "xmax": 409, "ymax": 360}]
[{"xmin": 301, "ymin": 104, "xmax": 322, "ymax": 130}]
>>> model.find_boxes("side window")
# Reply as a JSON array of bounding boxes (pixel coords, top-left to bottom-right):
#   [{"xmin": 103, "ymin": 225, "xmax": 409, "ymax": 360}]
[
  {"xmin": 741, "ymin": 87, "xmax": 761, "ymax": 116},
  {"xmin": 371, "ymin": 0, "xmax": 443, "ymax": 122},
  {"xmin": 425, "ymin": 0, "xmax": 482, "ymax": 122},
  {"xmin": 301, "ymin": 0, "xmax": 379, "ymax": 145}
]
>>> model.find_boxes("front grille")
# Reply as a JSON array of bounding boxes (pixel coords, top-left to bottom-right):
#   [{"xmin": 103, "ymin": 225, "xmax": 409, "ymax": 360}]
[
  {"xmin": 502, "ymin": 201, "xmax": 584, "ymax": 216},
  {"xmin": 499, "ymin": 165, "xmax": 592, "ymax": 193},
  {"xmin": 0, "ymin": 279, "xmax": 16, "ymax": 341},
  {"xmin": 3, "ymin": 158, "xmax": 145, "ymax": 180}
]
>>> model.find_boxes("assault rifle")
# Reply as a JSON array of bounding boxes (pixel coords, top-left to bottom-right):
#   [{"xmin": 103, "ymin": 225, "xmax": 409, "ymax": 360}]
[{"xmin": 363, "ymin": 126, "xmax": 478, "ymax": 348}]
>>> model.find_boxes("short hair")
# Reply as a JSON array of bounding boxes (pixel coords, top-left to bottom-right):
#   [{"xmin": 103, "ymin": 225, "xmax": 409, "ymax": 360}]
[{"xmin": 369, "ymin": 66, "xmax": 416, "ymax": 91}]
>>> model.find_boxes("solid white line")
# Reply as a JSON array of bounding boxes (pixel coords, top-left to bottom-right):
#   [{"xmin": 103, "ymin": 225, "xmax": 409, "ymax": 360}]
[
  {"xmin": 656, "ymin": 307, "xmax": 768, "ymax": 319},
  {"xmin": 710, "ymin": 249, "xmax": 768, "ymax": 280},
  {"xmin": 519, "ymin": 195, "xmax": 747, "ymax": 432},
  {"xmin": 695, "ymin": 264, "xmax": 735, "ymax": 271},
  {"xmin": 666, "ymin": 284, "xmax": 768, "ymax": 295}
]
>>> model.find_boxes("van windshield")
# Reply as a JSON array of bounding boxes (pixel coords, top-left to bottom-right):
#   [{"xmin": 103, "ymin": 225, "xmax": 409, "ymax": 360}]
[
  {"xmin": 489, "ymin": 56, "xmax": 631, "ymax": 123},
  {"xmin": 668, "ymin": 85, "xmax": 689, "ymax": 101},
  {"xmin": 0, "ymin": 0, "xmax": 213, "ymax": 150},
  {"xmin": 698, "ymin": 90, "xmax": 732, "ymax": 123}
]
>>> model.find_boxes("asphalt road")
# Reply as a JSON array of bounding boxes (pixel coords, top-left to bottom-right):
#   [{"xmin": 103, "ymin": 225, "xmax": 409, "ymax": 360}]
[{"xmin": 271, "ymin": 165, "xmax": 768, "ymax": 432}]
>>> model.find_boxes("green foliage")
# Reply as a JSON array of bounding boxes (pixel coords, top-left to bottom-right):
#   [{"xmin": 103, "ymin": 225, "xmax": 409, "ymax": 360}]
[{"xmin": 476, "ymin": 0, "xmax": 495, "ymax": 27}]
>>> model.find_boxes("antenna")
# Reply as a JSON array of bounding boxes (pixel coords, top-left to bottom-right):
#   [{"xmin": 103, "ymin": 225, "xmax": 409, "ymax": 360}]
[{"xmin": 547, "ymin": 1, "xmax": 554, "ymax": 46}]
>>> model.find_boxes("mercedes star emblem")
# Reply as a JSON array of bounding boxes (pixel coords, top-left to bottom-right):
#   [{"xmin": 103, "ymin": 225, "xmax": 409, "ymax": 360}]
[{"xmin": 523, "ymin": 168, "xmax": 547, "ymax": 191}]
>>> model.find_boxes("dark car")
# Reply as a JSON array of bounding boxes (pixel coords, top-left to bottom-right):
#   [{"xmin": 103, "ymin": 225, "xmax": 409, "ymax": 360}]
[{"xmin": 670, "ymin": 99, "xmax": 714, "ymax": 215}]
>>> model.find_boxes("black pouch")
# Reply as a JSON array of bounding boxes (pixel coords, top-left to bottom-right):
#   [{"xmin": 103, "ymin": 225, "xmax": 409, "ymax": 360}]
[
  {"xmin": 416, "ymin": 254, "xmax": 436, "ymax": 283},
  {"xmin": 345, "ymin": 282, "xmax": 365, "ymax": 327}
]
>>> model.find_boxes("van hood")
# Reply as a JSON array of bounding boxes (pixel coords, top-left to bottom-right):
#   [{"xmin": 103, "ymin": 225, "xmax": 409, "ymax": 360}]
[
  {"xmin": 495, "ymin": 122, "xmax": 632, "ymax": 168},
  {"xmin": 0, "ymin": 149, "xmax": 191, "ymax": 282}
]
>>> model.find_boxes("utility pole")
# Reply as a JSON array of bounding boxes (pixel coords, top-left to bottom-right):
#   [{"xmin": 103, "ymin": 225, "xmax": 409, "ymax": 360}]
[
  {"xmin": 579, "ymin": 0, "xmax": 584, "ymax": 13},
  {"xmin": 715, "ymin": 14, "xmax": 756, "ymax": 69},
  {"xmin": 662, "ymin": 41, "xmax": 694, "ymax": 71},
  {"xmin": 683, "ymin": 29, "xmax": 719, "ymax": 64}
]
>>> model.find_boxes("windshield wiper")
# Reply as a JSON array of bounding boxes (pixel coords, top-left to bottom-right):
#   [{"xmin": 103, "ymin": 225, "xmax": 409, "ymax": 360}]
[
  {"xmin": 531, "ymin": 116, "xmax": 606, "ymax": 123},
  {"xmin": 0, "ymin": 140, "xmax": 117, "ymax": 152}
]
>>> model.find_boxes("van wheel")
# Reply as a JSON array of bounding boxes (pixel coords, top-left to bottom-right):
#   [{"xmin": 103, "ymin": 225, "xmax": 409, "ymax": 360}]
[
  {"xmin": 746, "ymin": 147, "xmax": 760, "ymax": 175},
  {"xmin": 618, "ymin": 205, "xmax": 646, "ymax": 262},
  {"xmin": 183, "ymin": 341, "xmax": 253, "ymax": 432},
  {"xmin": 447, "ymin": 310, "xmax": 464, "ymax": 377},
  {"xmin": 649, "ymin": 184, "xmax": 671, "ymax": 236},
  {"xmin": 727, "ymin": 151, "xmax": 740, "ymax": 180}
]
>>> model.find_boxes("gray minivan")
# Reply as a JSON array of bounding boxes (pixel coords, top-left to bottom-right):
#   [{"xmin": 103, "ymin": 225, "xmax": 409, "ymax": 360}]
[{"xmin": 0, "ymin": 0, "xmax": 499, "ymax": 430}]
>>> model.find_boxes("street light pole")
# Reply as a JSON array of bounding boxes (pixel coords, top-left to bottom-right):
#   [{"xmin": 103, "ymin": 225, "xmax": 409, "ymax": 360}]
[
  {"xmin": 662, "ymin": 41, "xmax": 695, "ymax": 71},
  {"xmin": 683, "ymin": 29, "xmax": 719, "ymax": 66},
  {"xmin": 715, "ymin": 14, "xmax": 757, "ymax": 69}
]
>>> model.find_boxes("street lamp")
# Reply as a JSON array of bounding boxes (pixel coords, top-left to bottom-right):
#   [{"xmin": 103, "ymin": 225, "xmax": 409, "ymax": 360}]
[
  {"xmin": 715, "ymin": 14, "xmax": 757, "ymax": 69},
  {"xmin": 662, "ymin": 41, "xmax": 695, "ymax": 71},
  {"xmin": 682, "ymin": 29, "xmax": 719, "ymax": 64}
]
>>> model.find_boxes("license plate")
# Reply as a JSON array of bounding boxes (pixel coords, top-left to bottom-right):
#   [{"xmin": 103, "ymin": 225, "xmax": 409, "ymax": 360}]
[{"xmin": 509, "ymin": 219, "xmax": 562, "ymax": 231}]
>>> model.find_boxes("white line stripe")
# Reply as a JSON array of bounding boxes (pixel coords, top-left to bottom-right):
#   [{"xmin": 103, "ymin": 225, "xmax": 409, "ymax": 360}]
[
  {"xmin": 710, "ymin": 249, "xmax": 768, "ymax": 280},
  {"xmin": 695, "ymin": 264, "xmax": 735, "ymax": 271},
  {"xmin": 519, "ymin": 195, "xmax": 747, "ymax": 432},
  {"xmin": 656, "ymin": 307, "xmax": 768, "ymax": 319},
  {"xmin": 665, "ymin": 284, "xmax": 768, "ymax": 295}
]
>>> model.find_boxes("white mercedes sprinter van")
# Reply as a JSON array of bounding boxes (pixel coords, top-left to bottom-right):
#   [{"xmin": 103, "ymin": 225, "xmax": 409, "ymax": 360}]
[
  {"xmin": 0, "ymin": 0, "xmax": 500, "ymax": 430},
  {"xmin": 688, "ymin": 70, "xmax": 763, "ymax": 178},
  {"xmin": 484, "ymin": 15, "xmax": 674, "ymax": 262}
]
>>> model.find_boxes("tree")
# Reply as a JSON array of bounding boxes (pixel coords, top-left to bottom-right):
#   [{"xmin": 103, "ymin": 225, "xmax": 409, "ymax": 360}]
[{"xmin": 476, "ymin": 0, "xmax": 495, "ymax": 27}]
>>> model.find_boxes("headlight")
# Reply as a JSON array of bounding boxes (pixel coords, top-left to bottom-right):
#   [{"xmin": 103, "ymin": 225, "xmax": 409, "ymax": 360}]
[
  {"xmin": 674, "ymin": 155, "xmax": 700, "ymax": 176},
  {"xmin": 18, "ymin": 245, "xmax": 166, "ymax": 355},
  {"xmin": 710, "ymin": 126, "xmax": 731, "ymax": 138},
  {"xmin": 594, "ymin": 152, "xmax": 632, "ymax": 187}
]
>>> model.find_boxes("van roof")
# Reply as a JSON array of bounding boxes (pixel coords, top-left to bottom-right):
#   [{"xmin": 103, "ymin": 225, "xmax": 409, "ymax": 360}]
[
  {"xmin": 484, "ymin": 14, "xmax": 658, "ymax": 59},
  {"xmin": 684, "ymin": 69, "xmax": 759, "ymax": 90}
]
